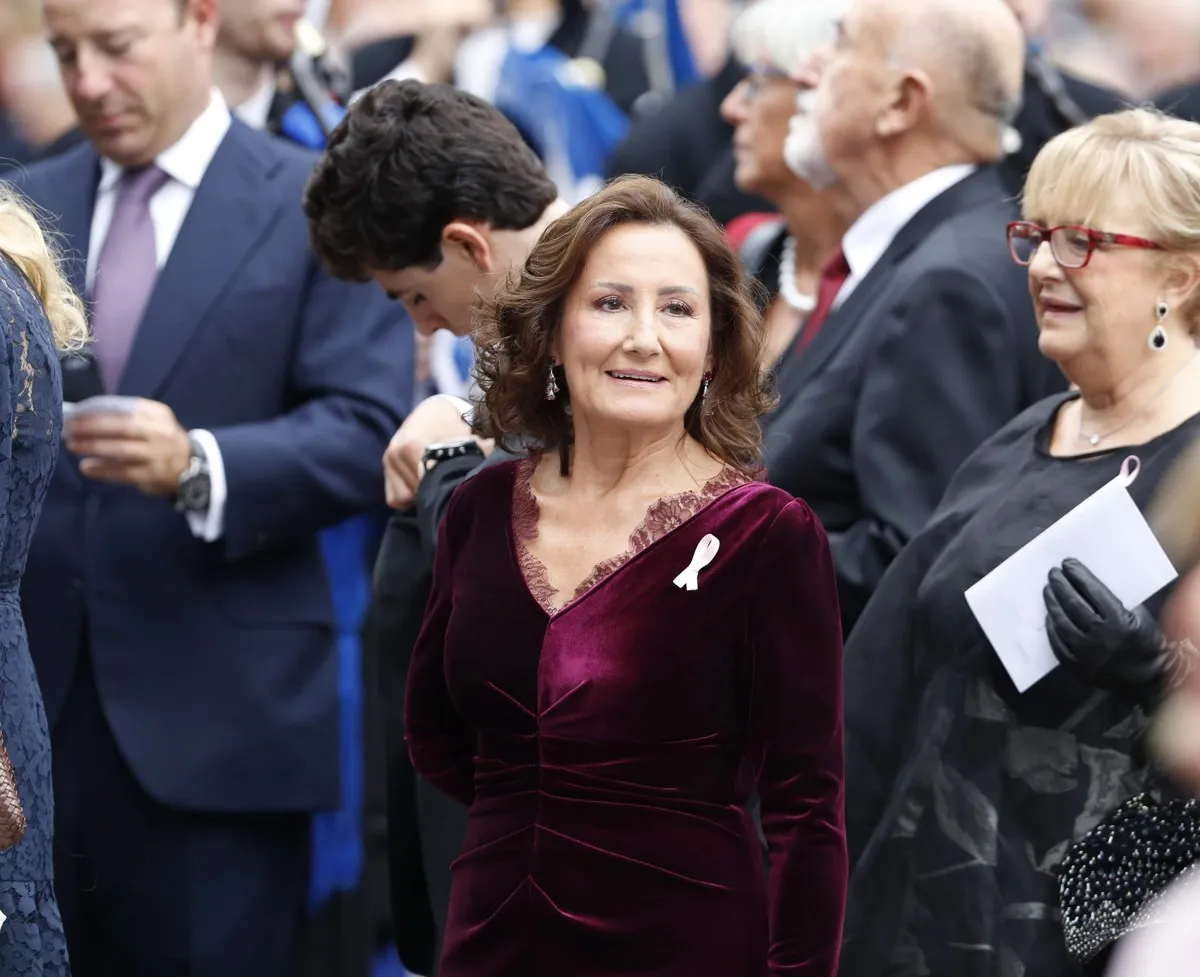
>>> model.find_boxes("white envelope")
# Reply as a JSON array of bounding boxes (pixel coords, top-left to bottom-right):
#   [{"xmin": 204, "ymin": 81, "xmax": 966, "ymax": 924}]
[{"xmin": 965, "ymin": 456, "xmax": 1178, "ymax": 693}]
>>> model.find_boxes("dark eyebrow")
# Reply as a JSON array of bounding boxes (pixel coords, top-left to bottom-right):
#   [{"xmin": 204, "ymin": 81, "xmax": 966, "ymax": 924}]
[{"xmin": 593, "ymin": 281, "xmax": 701, "ymax": 299}]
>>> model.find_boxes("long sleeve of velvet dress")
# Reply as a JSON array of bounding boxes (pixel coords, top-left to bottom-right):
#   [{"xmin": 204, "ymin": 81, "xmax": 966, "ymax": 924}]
[{"xmin": 405, "ymin": 458, "xmax": 847, "ymax": 977}]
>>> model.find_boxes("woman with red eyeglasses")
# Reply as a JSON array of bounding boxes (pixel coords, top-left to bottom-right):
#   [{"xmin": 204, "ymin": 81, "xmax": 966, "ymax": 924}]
[{"xmin": 839, "ymin": 107, "xmax": 1200, "ymax": 977}]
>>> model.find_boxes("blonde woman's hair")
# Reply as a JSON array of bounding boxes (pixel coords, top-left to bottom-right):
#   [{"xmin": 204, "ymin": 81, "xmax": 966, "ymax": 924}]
[
  {"xmin": 1023, "ymin": 108, "xmax": 1200, "ymax": 328},
  {"xmin": 0, "ymin": 186, "xmax": 88, "ymax": 353},
  {"xmin": 729, "ymin": 0, "xmax": 847, "ymax": 76}
]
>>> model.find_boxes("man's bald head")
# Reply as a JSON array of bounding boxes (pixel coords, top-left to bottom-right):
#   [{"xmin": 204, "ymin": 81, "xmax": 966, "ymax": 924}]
[
  {"xmin": 784, "ymin": 0, "xmax": 1025, "ymax": 201},
  {"xmin": 876, "ymin": 0, "xmax": 1026, "ymax": 138}
]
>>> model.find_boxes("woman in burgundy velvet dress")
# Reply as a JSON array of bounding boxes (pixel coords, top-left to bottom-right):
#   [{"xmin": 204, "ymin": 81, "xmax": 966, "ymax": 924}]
[{"xmin": 406, "ymin": 175, "xmax": 847, "ymax": 976}]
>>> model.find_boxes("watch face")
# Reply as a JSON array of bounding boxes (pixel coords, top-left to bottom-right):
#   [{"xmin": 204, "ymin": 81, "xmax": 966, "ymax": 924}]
[{"xmin": 181, "ymin": 474, "xmax": 211, "ymax": 511}]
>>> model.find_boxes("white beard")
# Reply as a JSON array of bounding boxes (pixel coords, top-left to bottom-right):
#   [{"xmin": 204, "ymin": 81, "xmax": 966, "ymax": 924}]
[{"xmin": 783, "ymin": 92, "xmax": 839, "ymax": 191}]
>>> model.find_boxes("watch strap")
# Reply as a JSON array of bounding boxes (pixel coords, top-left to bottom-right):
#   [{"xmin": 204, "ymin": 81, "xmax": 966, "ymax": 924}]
[{"xmin": 422, "ymin": 438, "xmax": 483, "ymax": 471}]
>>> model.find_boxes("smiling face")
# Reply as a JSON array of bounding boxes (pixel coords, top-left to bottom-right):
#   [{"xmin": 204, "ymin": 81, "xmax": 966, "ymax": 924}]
[
  {"xmin": 1026, "ymin": 199, "xmax": 1172, "ymax": 370},
  {"xmin": 555, "ymin": 222, "xmax": 713, "ymax": 440}
]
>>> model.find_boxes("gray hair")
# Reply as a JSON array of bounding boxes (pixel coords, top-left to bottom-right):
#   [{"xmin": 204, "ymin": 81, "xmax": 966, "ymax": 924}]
[
  {"xmin": 885, "ymin": 0, "xmax": 1026, "ymax": 144},
  {"xmin": 729, "ymin": 0, "xmax": 848, "ymax": 75}
]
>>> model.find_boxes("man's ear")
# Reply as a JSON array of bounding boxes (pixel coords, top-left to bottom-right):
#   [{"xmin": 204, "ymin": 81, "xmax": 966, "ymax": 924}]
[
  {"xmin": 443, "ymin": 221, "xmax": 495, "ymax": 273},
  {"xmin": 875, "ymin": 69, "xmax": 933, "ymax": 140}
]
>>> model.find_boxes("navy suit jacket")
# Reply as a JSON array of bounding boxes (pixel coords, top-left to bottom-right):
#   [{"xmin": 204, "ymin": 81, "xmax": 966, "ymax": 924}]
[{"xmin": 11, "ymin": 121, "xmax": 412, "ymax": 813}]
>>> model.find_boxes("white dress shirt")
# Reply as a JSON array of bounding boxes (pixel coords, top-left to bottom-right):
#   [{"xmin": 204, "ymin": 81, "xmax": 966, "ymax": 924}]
[
  {"xmin": 232, "ymin": 74, "xmax": 277, "ymax": 131},
  {"xmin": 86, "ymin": 91, "xmax": 232, "ymax": 542},
  {"xmin": 834, "ymin": 163, "xmax": 978, "ymax": 309}
]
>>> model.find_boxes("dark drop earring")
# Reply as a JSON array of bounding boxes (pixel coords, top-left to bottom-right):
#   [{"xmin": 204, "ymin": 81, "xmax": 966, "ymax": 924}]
[
  {"xmin": 1150, "ymin": 301, "xmax": 1170, "ymax": 352},
  {"xmin": 701, "ymin": 371, "xmax": 713, "ymax": 398}
]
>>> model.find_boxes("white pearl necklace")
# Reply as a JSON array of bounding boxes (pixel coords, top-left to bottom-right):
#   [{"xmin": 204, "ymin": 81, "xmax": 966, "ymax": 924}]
[{"xmin": 778, "ymin": 236, "xmax": 817, "ymax": 314}]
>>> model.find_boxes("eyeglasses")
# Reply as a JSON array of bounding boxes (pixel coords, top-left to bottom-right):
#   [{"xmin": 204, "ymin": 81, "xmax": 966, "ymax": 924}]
[
  {"xmin": 739, "ymin": 64, "xmax": 793, "ymax": 99},
  {"xmin": 1006, "ymin": 221, "xmax": 1161, "ymax": 269}
]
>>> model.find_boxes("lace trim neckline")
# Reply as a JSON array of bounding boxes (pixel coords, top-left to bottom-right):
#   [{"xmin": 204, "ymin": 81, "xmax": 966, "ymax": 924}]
[{"xmin": 511, "ymin": 456, "xmax": 750, "ymax": 615}]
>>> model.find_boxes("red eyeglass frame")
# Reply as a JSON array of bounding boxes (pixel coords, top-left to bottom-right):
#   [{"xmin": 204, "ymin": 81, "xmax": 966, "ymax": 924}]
[{"xmin": 1006, "ymin": 221, "xmax": 1161, "ymax": 269}]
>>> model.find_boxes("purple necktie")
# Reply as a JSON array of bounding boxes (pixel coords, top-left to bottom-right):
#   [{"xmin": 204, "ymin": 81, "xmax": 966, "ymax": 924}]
[{"xmin": 90, "ymin": 165, "xmax": 170, "ymax": 391}]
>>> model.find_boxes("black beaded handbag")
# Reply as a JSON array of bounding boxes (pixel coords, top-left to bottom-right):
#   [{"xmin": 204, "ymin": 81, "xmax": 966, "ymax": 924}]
[{"xmin": 1058, "ymin": 792, "xmax": 1200, "ymax": 965}]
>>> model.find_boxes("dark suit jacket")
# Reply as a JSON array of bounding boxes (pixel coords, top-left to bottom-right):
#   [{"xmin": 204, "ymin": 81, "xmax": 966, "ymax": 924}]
[
  {"xmin": 13, "ymin": 121, "xmax": 412, "ymax": 813},
  {"xmin": 1155, "ymin": 82, "xmax": 1200, "ymax": 123},
  {"xmin": 763, "ymin": 167, "xmax": 1065, "ymax": 633},
  {"xmin": 368, "ymin": 448, "xmax": 516, "ymax": 975},
  {"xmin": 1000, "ymin": 65, "xmax": 1126, "ymax": 198}
]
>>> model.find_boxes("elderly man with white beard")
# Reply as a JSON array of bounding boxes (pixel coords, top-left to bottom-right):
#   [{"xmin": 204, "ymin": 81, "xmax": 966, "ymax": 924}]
[{"xmin": 760, "ymin": 0, "xmax": 1065, "ymax": 633}]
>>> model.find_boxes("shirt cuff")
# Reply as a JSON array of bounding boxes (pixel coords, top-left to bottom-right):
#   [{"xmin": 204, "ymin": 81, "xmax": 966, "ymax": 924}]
[
  {"xmin": 184, "ymin": 428, "xmax": 227, "ymax": 542},
  {"xmin": 435, "ymin": 393, "xmax": 475, "ymax": 431}
]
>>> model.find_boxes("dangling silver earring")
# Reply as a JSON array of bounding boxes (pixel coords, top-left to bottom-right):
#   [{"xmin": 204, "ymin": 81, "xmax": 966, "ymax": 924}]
[
  {"xmin": 1150, "ymin": 300, "xmax": 1170, "ymax": 352},
  {"xmin": 545, "ymin": 366, "xmax": 560, "ymax": 401},
  {"xmin": 701, "ymin": 371, "xmax": 712, "ymax": 398}
]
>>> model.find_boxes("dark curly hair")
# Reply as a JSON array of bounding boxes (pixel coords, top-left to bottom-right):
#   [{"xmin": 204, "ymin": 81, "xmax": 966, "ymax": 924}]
[
  {"xmin": 302, "ymin": 79, "xmax": 559, "ymax": 281},
  {"xmin": 474, "ymin": 175, "xmax": 774, "ymax": 477}
]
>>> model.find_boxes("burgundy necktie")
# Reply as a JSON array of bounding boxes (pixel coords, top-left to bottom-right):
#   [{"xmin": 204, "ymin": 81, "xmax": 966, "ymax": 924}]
[
  {"xmin": 796, "ymin": 247, "xmax": 851, "ymax": 353},
  {"xmin": 90, "ymin": 165, "xmax": 170, "ymax": 391}
]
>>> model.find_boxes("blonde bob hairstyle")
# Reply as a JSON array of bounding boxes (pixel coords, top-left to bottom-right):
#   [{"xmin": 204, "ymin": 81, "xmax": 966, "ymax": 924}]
[
  {"xmin": 0, "ymin": 186, "xmax": 88, "ymax": 353},
  {"xmin": 1023, "ymin": 108, "xmax": 1200, "ymax": 331}
]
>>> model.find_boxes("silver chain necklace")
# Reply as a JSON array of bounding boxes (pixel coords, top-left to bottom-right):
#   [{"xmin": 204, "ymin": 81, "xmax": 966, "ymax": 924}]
[
  {"xmin": 778, "ymin": 237, "xmax": 817, "ymax": 314},
  {"xmin": 1077, "ymin": 351, "xmax": 1199, "ymax": 447}
]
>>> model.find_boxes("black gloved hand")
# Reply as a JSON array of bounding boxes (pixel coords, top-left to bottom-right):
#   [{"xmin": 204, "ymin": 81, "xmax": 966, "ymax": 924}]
[{"xmin": 1043, "ymin": 558, "xmax": 1168, "ymax": 706}]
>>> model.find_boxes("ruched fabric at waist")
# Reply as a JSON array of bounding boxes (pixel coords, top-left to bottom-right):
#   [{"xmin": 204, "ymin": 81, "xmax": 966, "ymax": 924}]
[
  {"xmin": 443, "ymin": 730, "xmax": 770, "ymax": 976},
  {"xmin": 472, "ymin": 729, "xmax": 748, "ymax": 807}
]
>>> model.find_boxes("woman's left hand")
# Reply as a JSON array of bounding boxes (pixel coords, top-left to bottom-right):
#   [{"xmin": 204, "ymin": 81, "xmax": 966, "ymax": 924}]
[{"xmin": 1044, "ymin": 558, "xmax": 1168, "ymax": 705}]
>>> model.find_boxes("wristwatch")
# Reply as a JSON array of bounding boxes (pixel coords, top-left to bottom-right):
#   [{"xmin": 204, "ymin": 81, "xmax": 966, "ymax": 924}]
[
  {"xmin": 422, "ymin": 438, "xmax": 483, "ymax": 472},
  {"xmin": 173, "ymin": 434, "xmax": 212, "ymax": 513}
]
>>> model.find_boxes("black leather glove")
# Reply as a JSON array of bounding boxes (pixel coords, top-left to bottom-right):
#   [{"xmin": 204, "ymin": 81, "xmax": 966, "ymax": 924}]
[{"xmin": 1043, "ymin": 558, "xmax": 1169, "ymax": 707}]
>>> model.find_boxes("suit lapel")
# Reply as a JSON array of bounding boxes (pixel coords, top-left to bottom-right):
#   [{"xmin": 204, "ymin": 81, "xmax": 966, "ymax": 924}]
[
  {"xmin": 44, "ymin": 146, "xmax": 101, "ymax": 305},
  {"xmin": 778, "ymin": 254, "xmax": 897, "ymax": 400},
  {"xmin": 776, "ymin": 167, "xmax": 1010, "ymax": 404},
  {"xmin": 43, "ymin": 149, "xmax": 101, "ymax": 487},
  {"xmin": 119, "ymin": 124, "xmax": 284, "ymax": 399}
]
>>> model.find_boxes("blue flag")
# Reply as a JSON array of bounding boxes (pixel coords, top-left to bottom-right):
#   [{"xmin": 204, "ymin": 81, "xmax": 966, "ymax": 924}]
[
  {"xmin": 613, "ymin": 0, "xmax": 699, "ymax": 90},
  {"xmin": 494, "ymin": 44, "xmax": 630, "ymax": 200}
]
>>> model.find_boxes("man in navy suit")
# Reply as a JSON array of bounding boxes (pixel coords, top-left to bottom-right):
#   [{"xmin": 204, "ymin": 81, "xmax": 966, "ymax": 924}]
[{"xmin": 14, "ymin": 0, "xmax": 412, "ymax": 973}]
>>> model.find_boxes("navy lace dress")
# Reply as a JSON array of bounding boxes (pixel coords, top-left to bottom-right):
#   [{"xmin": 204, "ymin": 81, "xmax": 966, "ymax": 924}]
[{"xmin": 0, "ymin": 254, "xmax": 69, "ymax": 973}]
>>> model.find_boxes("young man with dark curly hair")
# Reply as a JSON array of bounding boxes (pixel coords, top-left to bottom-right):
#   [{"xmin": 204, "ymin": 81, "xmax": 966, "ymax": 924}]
[
  {"xmin": 305, "ymin": 78, "xmax": 567, "ymax": 510},
  {"xmin": 303, "ymin": 77, "xmax": 566, "ymax": 975}
]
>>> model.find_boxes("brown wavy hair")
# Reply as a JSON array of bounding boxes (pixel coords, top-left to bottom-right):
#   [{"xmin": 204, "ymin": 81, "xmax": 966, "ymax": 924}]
[{"xmin": 474, "ymin": 175, "xmax": 774, "ymax": 476}]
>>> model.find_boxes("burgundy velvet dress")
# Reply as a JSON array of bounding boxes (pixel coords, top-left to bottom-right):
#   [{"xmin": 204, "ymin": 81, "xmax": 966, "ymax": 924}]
[{"xmin": 406, "ymin": 457, "xmax": 847, "ymax": 976}]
